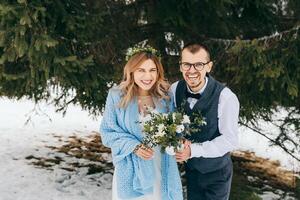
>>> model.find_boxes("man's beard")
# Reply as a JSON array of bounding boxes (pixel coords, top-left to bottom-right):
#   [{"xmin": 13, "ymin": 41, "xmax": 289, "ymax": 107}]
[{"xmin": 186, "ymin": 73, "xmax": 202, "ymax": 89}]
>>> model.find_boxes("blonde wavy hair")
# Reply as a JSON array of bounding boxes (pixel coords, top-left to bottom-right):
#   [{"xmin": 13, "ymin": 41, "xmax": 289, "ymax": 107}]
[{"xmin": 119, "ymin": 52, "xmax": 170, "ymax": 108}]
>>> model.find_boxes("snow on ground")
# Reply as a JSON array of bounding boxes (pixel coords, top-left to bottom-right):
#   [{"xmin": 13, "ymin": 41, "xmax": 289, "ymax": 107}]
[
  {"xmin": 239, "ymin": 122, "xmax": 299, "ymax": 172},
  {"xmin": 0, "ymin": 97, "xmax": 112, "ymax": 200},
  {"xmin": 0, "ymin": 97, "xmax": 299, "ymax": 200}
]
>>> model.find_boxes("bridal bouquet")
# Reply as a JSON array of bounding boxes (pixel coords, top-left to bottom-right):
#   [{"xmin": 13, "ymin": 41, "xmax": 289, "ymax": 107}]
[{"xmin": 140, "ymin": 107, "xmax": 206, "ymax": 155}]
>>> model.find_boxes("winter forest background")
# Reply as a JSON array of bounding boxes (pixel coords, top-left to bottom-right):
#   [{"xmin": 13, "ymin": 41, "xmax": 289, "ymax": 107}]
[{"xmin": 0, "ymin": 0, "xmax": 299, "ymax": 199}]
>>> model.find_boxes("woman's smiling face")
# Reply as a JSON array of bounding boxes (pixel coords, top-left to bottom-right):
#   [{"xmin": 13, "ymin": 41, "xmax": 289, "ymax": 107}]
[{"xmin": 133, "ymin": 59, "xmax": 158, "ymax": 95}]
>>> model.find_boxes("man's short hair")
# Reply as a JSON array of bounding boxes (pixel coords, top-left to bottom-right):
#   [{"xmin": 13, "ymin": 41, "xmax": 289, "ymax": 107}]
[{"xmin": 181, "ymin": 42, "xmax": 211, "ymax": 61}]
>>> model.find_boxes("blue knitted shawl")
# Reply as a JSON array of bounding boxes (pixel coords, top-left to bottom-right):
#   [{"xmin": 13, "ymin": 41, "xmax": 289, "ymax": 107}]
[{"xmin": 100, "ymin": 87, "xmax": 183, "ymax": 200}]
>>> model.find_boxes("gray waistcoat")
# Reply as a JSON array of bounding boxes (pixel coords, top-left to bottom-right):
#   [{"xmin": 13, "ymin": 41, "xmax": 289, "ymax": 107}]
[{"xmin": 175, "ymin": 75, "xmax": 231, "ymax": 173}]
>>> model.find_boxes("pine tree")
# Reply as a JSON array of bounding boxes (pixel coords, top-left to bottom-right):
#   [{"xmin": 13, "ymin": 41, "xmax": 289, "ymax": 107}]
[{"xmin": 0, "ymin": 0, "xmax": 299, "ymax": 160}]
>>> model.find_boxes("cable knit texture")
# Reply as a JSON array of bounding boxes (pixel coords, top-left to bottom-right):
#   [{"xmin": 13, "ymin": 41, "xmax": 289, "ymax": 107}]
[{"xmin": 100, "ymin": 87, "xmax": 183, "ymax": 200}]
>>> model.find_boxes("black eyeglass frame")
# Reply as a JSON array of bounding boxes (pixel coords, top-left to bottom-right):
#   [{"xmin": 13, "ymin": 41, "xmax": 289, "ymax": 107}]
[{"xmin": 179, "ymin": 61, "xmax": 211, "ymax": 71}]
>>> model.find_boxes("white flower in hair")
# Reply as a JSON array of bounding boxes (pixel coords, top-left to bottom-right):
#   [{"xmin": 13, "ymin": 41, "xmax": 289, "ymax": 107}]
[{"xmin": 125, "ymin": 45, "xmax": 161, "ymax": 61}]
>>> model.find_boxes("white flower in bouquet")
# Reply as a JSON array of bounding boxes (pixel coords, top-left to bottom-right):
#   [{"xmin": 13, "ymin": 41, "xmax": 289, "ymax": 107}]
[
  {"xmin": 156, "ymin": 130, "xmax": 166, "ymax": 137},
  {"xmin": 156, "ymin": 124, "xmax": 166, "ymax": 137},
  {"xmin": 172, "ymin": 113, "xmax": 176, "ymax": 122},
  {"xmin": 165, "ymin": 146, "xmax": 176, "ymax": 155},
  {"xmin": 176, "ymin": 124, "xmax": 185, "ymax": 133},
  {"xmin": 158, "ymin": 124, "xmax": 165, "ymax": 132},
  {"xmin": 162, "ymin": 113, "xmax": 168, "ymax": 119},
  {"xmin": 149, "ymin": 126, "xmax": 154, "ymax": 132},
  {"xmin": 138, "ymin": 106, "xmax": 206, "ymax": 155},
  {"xmin": 165, "ymin": 143, "xmax": 184, "ymax": 155},
  {"xmin": 182, "ymin": 114, "xmax": 191, "ymax": 124}
]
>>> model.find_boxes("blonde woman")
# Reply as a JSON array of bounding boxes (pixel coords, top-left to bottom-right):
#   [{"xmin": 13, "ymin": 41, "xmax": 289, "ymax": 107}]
[{"xmin": 100, "ymin": 47, "xmax": 183, "ymax": 200}]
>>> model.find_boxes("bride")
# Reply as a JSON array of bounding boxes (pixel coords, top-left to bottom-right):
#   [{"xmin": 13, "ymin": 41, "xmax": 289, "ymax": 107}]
[{"xmin": 100, "ymin": 47, "xmax": 183, "ymax": 200}]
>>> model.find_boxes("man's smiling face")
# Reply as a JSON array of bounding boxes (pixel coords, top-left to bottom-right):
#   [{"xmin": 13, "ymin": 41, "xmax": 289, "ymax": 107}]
[{"xmin": 180, "ymin": 48, "xmax": 212, "ymax": 92}]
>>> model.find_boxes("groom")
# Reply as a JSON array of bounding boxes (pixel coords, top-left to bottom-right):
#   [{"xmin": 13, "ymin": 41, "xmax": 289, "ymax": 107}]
[{"xmin": 171, "ymin": 42, "xmax": 240, "ymax": 200}]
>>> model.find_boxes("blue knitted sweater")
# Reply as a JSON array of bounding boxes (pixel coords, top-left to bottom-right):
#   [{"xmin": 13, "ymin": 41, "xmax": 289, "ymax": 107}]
[{"xmin": 100, "ymin": 87, "xmax": 183, "ymax": 200}]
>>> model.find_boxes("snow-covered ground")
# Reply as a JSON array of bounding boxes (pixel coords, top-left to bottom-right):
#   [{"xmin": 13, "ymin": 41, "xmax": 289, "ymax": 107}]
[
  {"xmin": 0, "ymin": 98, "xmax": 111, "ymax": 200},
  {"xmin": 0, "ymin": 97, "xmax": 299, "ymax": 200},
  {"xmin": 239, "ymin": 126, "xmax": 299, "ymax": 172}
]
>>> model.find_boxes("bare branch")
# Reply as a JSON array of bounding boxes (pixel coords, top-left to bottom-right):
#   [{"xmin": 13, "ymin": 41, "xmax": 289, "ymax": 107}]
[{"xmin": 239, "ymin": 121, "xmax": 300, "ymax": 162}]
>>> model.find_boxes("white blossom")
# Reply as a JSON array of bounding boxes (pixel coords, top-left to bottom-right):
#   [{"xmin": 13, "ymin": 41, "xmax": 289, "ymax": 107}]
[
  {"xmin": 165, "ymin": 146, "xmax": 175, "ymax": 155},
  {"xmin": 172, "ymin": 113, "xmax": 176, "ymax": 122},
  {"xmin": 156, "ymin": 124, "xmax": 166, "ymax": 137},
  {"xmin": 155, "ymin": 130, "xmax": 166, "ymax": 137},
  {"xmin": 182, "ymin": 115, "xmax": 190, "ymax": 124},
  {"xmin": 176, "ymin": 124, "xmax": 185, "ymax": 133},
  {"xmin": 158, "ymin": 124, "xmax": 165, "ymax": 132},
  {"xmin": 162, "ymin": 113, "xmax": 168, "ymax": 119}
]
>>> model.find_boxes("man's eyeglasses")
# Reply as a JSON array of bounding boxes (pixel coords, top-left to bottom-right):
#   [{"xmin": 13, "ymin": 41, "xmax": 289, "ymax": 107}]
[{"xmin": 180, "ymin": 61, "xmax": 211, "ymax": 71}]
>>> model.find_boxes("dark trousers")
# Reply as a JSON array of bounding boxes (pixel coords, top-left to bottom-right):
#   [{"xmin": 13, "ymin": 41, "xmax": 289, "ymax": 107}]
[{"xmin": 186, "ymin": 160, "xmax": 233, "ymax": 200}]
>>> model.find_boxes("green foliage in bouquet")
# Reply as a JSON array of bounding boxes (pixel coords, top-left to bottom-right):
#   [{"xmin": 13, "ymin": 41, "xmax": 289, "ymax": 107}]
[{"xmin": 140, "ymin": 107, "xmax": 206, "ymax": 154}]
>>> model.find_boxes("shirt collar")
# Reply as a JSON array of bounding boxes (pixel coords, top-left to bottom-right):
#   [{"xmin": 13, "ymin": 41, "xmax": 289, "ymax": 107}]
[{"xmin": 187, "ymin": 76, "xmax": 208, "ymax": 95}]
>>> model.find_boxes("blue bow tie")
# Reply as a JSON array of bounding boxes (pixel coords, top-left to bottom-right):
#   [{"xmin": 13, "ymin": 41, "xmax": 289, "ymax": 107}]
[{"xmin": 185, "ymin": 90, "xmax": 201, "ymax": 99}]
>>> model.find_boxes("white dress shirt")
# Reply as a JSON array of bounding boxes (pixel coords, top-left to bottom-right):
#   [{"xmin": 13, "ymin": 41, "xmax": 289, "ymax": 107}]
[{"xmin": 170, "ymin": 77, "xmax": 240, "ymax": 158}]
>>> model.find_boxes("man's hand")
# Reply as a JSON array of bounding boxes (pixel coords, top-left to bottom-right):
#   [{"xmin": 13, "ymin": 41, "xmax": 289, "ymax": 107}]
[
  {"xmin": 134, "ymin": 144, "xmax": 154, "ymax": 160},
  {"xmin": 175, "ymin": 140, "xmax": 191, "ymax": 162}
]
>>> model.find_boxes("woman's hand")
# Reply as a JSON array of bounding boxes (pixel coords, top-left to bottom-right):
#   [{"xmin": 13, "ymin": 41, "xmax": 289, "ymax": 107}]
[{"xmin": 134, "ymin": 144, "xmax": 154, "ymax": 160}]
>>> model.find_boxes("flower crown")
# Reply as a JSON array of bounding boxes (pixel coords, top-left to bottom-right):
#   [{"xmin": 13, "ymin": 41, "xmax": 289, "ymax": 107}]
[{"xmin": 125, "ymin": 45, "xmax": 161, "ymax": 61}]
